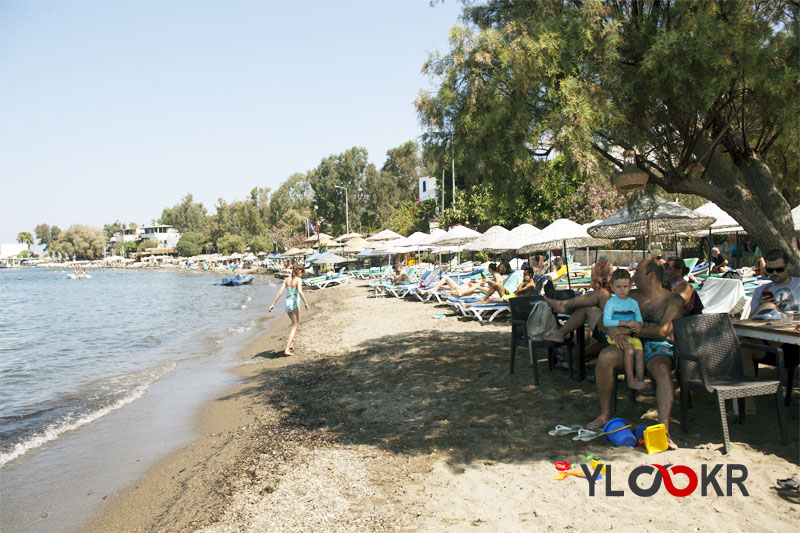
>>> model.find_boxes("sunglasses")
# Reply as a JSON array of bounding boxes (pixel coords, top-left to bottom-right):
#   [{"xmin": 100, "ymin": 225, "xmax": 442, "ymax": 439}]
[{"xmin": 765, "ymin": 267, "xmax": 786, "ymax": 274}]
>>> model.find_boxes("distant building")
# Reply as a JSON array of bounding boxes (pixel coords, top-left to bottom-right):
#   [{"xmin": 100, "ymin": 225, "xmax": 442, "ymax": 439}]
[
  {"xmin": 418, "ymin": 176, "xmax": 437, "ymax": 202},
  {"xmin": 109, "ymin": 227, "xmax": 144, "ymax": 247},
  {"xmin": 139, "ymin": 225, "xmax": 181, "ymax": 250}
]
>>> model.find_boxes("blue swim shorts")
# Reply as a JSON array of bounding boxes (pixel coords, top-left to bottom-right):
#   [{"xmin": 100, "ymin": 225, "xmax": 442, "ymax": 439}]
[{"xmin": 642, "ymin": 338, "xmax": 675, "ymax": 369}]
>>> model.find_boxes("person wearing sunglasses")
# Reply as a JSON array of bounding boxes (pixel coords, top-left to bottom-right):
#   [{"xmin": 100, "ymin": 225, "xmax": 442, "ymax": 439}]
[
  {"xmin": 749, "ymin": 249, "xmax": 800, "ymax": 316},
  {"xmin": 742, "ymin": 248, "xmax": 800, "ymax": 413}
]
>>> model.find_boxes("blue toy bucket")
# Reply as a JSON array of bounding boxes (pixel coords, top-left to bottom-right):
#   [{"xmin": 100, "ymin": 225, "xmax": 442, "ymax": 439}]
[
  {"xmin": 603, "ymin": 418, "xmax": 636, "ymax": 447},
  {"xmin": 635, "ymin": 425, "xmax": 647, "ymax": 441}
]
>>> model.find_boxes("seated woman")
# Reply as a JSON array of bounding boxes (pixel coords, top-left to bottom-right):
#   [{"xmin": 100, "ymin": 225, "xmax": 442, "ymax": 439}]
[
  {"xmin": 422, "ymin": 262, "xmax": 502, "ymax": 297},
  {"xmin": 590, "ymin": 255, "xmax": 614, "ymax": 290},
  {"xmin": 462, "ymin": 266, "xmax": 535, "ymax": 308}
]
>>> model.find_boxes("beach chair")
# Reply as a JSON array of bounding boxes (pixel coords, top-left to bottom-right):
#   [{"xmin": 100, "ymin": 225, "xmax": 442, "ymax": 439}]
[
  {"xmin": 456, "ymin": 271, "xmax": 525, "ymax": 322},
  {"xmin": 672, "ymin": 313, "xmax": 787, "ymax": 454},
  {"xmin": 309, "ymin": 275, "xmax": 349, "ymax": 289}
]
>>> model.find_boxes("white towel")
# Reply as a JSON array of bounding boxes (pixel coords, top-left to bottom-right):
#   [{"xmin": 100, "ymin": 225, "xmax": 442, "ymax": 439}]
[{"xmin": 698, "ymin": 277, "xmax": 746, "ymax": 315}]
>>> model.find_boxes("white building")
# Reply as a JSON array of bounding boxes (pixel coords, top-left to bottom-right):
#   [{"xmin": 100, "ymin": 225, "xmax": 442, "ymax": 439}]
[
  {"xmin": 139, "ymin": 225, "xmax": 181, "ymax": 250},
  {"xmin": 0, "ymin": 243, "xmax": 28, "ymax": 258},
  {"xmin": 418, "ymin": 176, "xmax": 438, "ymax": 202},
  {"xmin": 109, "ymin": 227, "xmax": 144, "ymax": 247}
]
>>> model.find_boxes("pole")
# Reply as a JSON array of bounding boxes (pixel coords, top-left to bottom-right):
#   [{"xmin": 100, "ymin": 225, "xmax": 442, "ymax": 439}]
[
  {"xmin": 442, "ymin": 168, "xmax": 445, "ymax": 212},
  {"xmin": 345, "ymin": 188, "xmax": 349, "ymax": 234},
  {"xmin": 451, "ymin": 142, "xmax": 455, "ymax": 213},
  {"xmin": 563, "ymin": 240, "xmax": 571, "ymax": 290}
]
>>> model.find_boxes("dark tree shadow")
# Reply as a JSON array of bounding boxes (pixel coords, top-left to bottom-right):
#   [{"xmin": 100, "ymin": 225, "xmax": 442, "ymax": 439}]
[{"xmin": 222, "ymin": 327, "xmax": 800, "ymax": 467}]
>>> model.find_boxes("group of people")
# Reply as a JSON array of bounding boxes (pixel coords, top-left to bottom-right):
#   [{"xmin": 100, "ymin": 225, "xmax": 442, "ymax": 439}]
[
  {"xmin": 544, "ymin": 247, "xmax": 798, "ymax": 449},
  {"xmin": 265, "ymin": 245, "xmax": 799, "ymax": 451}
]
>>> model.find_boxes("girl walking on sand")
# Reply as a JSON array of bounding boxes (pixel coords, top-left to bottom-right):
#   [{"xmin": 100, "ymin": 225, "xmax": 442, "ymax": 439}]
[{"xmin": 269, "ymin": 265, "xmax": 310, "ymax": 356}]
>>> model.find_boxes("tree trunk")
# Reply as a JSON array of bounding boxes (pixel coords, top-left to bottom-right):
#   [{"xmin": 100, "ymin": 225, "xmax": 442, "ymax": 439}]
[{"xmin": 649, "ymin": 149, "xmax": 799, "ymax": 275}]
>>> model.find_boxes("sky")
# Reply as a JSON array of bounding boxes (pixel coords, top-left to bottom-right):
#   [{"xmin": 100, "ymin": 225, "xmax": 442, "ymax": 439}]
[{"xmin": 0, "ymin": 0, "xmax": 464, "ymax": 244}]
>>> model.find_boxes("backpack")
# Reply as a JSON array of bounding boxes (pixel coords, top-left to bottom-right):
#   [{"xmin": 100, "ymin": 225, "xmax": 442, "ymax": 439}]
[{"xmin": 526, "ymin": 300, "xmax": 559, "ymax": 340}]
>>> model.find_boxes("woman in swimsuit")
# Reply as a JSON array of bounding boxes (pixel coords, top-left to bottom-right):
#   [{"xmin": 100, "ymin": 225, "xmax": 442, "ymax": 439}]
[{"xmin": 269, "ymin": 264, "xmax": 310, "ymax": 356}]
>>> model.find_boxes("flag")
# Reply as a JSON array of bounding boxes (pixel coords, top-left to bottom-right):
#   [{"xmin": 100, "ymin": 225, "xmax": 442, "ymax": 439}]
[{"xmin": 307, "ymin": 218, "xmax": 317, "ymax": 233}]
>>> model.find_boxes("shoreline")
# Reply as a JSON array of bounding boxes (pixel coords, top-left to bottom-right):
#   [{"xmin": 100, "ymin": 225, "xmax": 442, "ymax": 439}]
[{"xmin": 91, "ymin": 279, "xmax": 799, "ymax": 531}]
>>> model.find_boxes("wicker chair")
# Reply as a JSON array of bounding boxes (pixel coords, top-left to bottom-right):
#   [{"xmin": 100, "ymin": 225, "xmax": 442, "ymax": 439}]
[
  {"xmin": 509, "ymin": 295, "xmax": 544, "ymax": 384},
  {"xmin": 672, "ymin": 313, "xmax": 787, "ymax": 454},
  {"xmin": 546, "ymin": 289, "xmax": 579, "ymax": 381}
]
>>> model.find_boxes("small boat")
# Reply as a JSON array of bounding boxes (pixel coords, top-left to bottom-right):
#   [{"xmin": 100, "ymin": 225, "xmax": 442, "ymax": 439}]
[{"xmin": 220, "ymin": 274, "xmax": 254, "ymax": 286}]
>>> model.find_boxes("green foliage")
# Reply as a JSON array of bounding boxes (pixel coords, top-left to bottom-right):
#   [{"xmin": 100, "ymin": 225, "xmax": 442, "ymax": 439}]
[
  {"xmin": 123, "ymin": 241, "xmax": 138, "ymax": 256},
  {"xmin": 16, "ymin": 232, "xmax": 34, "ymax": 249},
  {"xmin": 388, "ymin": 199, "xmax": 439, "ymax": 236},
  {"xmin": 176, "ymin": 232, "xmax": 206, "ymax": 257},
  {"xmin": 137, "ymin": 239, "xmax": 159, "ymax": 253},
  {"xmin": 216, "ymin": 233, "xmax": 246, "ymax": 255},
  {"xmin": 160, "ymin": 194, "xmax": 209, "ymax": 233},
  {"xmin": 309, "ymin": 147, "xmax": 378, "ymax": 234},
  {"xmin": 248, "ymin": 235, "xmax": 273, "ymax": 254},
  {"xmin": 421, "ymin": 0, "xmax": 799, "ymax": 263},
  {"xmin": 35, "ymin": 224, "xmax": 60, "ymax": 251},
  {"xmin": 48, "ymin": 225, "xmax": 107, "ymax": 260},
  {"xmin": 17, "ymin": 249, "xmax": 34, "ymax": 258}
]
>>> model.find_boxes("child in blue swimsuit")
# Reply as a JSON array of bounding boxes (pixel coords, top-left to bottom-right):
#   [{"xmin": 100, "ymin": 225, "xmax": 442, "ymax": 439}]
[
  {"xmin": 269, "ymin": 265, "xmax": 310, "ymax": 356},
  {"xmin": 604, "ymin": 269, "xmax": 650, "ymax": 391}
]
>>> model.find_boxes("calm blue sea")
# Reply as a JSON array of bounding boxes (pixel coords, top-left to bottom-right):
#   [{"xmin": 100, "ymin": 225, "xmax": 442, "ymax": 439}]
[{"xmin": 0, "ymin": 268, "xmax": 277, "ymax": 467}]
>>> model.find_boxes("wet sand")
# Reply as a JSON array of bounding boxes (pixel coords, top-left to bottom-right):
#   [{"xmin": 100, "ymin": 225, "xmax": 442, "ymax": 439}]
[{"xmin": 92, "ymin": 279, "xmax": 800, "ymax": 532}]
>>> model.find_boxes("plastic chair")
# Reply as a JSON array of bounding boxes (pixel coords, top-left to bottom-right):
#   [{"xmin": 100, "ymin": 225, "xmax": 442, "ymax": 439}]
[
  {"xmin": 509, "ymin": 295, "xmax": 544, "ymax": 385},
  {"xmin": 546, "ymin": 289, "xmax": 579, "ymax": 381},
  {"xmin": 672, "ymin": 313, "xmax": 787, "ymax": 454}
]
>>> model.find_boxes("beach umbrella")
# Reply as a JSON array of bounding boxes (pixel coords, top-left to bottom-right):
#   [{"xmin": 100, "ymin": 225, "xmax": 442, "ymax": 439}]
[
  {"xmin": 430, "ymin": 225, "xmax": 481, "ymax": 246},
  {"xmin": 419, "ymin": 228, "xmax": 447, "ymax": 245},
  {"xmin": 229, "ymin": 252, "xmax": 243, "ymax": 259},
  {"xmin": 257, "ymin": 251, "xmax": 267, "ymax": 256},
  {"xmin": 518, "ymin": 219, "xmax": 612, "ymax": 289},
  {"xmin": 335, "ymin": 232, "xmax": 364, "ymax": 242},
  {"xmin": 342, "ymin": 237, "xmax": 370, "ymax": 254},
  {"xmin": 312, "ymin": 252, "xmax": 348, "ymax": 264},
  {"xmin": 366, "ymin": 229, "xmax": 404, "ymax": 242},
  {"xmin": 483, "ymin": 223, "xmax": 541, "ymax": 253},
  {"xmin": 430, "ymin": 226, "xmax": 481, "ymax": 264},
  {"xmin": 693, "ymin": 202, "xmax": 740, "ymax": 232},
  {"xmin": 283, "ymin": 247, "xmax": 303, "ymax": 256},
  {"xmin": 588, "ymin": 196, "xmax": 715, "ymax": 247},
  {"xmin": 465, "ymin": 225, "xmax": 510, "ymax": 251},
  {"xmin": 356, "ymin": 248, "xmax": 373, "ymax": 257},
  {"xmin": 305, "ymin": 232, "xmax": 333, "ymax": 243}
]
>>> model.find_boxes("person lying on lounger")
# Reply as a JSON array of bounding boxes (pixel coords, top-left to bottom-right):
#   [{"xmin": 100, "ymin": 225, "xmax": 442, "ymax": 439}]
[
  {"xmin": 461, "ymin": 267, "xmax": 536, "ymax": 308},
  {"xmin": 422, "ymin": 262, "xmax": 502, "ymax": 297}
]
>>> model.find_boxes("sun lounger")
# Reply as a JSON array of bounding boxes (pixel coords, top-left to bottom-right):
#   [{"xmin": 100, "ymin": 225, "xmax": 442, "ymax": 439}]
[{"xmin": 309, "ymin": 275, "xmax": 349, "ymax": 289}]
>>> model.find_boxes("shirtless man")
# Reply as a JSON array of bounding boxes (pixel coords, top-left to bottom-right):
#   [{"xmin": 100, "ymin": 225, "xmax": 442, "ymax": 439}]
[
  {"xmin": 665, "ymin": 257, "xmax": 703, "ymax": 316},
  {"xmin": 542, "ymin": 286, "xmax": 612, "ymax": 345},
  {"xmin": 586, "ymin": 258, "xmax": 684, "ymax": 449}
]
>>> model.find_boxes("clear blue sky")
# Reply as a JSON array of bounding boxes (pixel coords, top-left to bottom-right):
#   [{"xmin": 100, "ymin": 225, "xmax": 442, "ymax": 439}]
[{"xmin": 0, "ymin": 0, "xmax": 463, "ymax": 244}]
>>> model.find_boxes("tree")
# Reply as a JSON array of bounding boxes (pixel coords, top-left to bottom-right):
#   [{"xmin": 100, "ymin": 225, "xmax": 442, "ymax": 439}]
[
  {"xmin": 48, "ymin": 225, "xmax": 107, "ymax": 260},
  {"xmin": 160, "ymin": 194, "xmax": 208, "ymax": 233},
  {"xmin": 103, "ymin": 221, "xmax": 125, "ymax": 240},
  {"xmin": 248, "ymin": 235, "xmax": 273, "ymax": 254},
  {"xmin": 309, "ymin": 147, "xmax": 377, "ymax": 235},
  {"xmin": 35, "ymin": 224, "xmax": 59, "ymax": 250},
  {"xmin": 216, "ymin": 233, "xmax": 246, "ymax": 255},
  {"xmin": 176, "ymin": 232, "xmax": 206, "ymax": 257},
  {"xmin": 137, "ymin": 239, "xmax": 159, "ymax": 253},
  {"xmin": 419, "ymin": 0, "xmax": 800, "ymax": 269},
  {"xmin": 16, "ymin": 232, "xmax": 34, "ymax": 251}
]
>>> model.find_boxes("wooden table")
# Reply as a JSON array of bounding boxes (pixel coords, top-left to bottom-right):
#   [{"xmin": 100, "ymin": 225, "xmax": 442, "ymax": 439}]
[{"xmin": 732, "ymin": 319, "xmax": 800, "ymax": 345}]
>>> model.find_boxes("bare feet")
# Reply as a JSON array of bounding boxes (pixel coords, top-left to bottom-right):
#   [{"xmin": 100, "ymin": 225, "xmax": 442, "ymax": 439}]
[
  {"xmin": 586, "ymin": 414, "xmax": 609, "ymax": 431},
  {"xmin": 667, "ymin": 433, "xmax": 679, "ymax": 450},
  {"xmin": 542, "ymin": 331, "xmax": 566, "ymax": 343},
  {"xmin": 628, "ymin": 380, "xmax": 653, "ymax": 391},
  {"xmin": 544, "ymin": 296, "xmax": 566, "ymax": 313},
  {"xmin": 284, "ymin": 349, "xmax": 294, "ymax": 356}
]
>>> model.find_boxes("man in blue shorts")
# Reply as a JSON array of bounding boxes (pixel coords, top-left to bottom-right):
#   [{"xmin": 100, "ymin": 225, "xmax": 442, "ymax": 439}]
[{"xmin": 586, "ymin": 258, "xmax": 685, "ymax": 449}]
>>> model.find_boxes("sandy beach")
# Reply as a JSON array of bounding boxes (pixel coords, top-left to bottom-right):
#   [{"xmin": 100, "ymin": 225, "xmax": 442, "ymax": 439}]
[{"xmin": 91, "ymin": 278, "xmax": 800, "ymax": 532}]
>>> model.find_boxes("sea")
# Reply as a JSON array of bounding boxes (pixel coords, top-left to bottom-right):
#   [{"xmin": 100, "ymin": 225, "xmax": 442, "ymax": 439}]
[{"xmin": 0, "ymin": 268, "xmax": 280, "ymax": 531}]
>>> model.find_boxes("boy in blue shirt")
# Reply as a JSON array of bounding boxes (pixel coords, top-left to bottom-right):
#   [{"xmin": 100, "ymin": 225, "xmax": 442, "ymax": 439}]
[{"xmin": 604, "ymin": 269, "xmax": 650, "ymax": 391}]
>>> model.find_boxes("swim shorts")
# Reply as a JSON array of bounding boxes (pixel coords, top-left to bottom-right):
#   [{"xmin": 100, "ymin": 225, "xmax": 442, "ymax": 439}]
[
  {"xmin": 643, "ymin": 338, "xmax": 675, "ymax": 368},
  {"xmin": 606, "ymin": 335, "xmax": 643, "ymax": 350}
]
